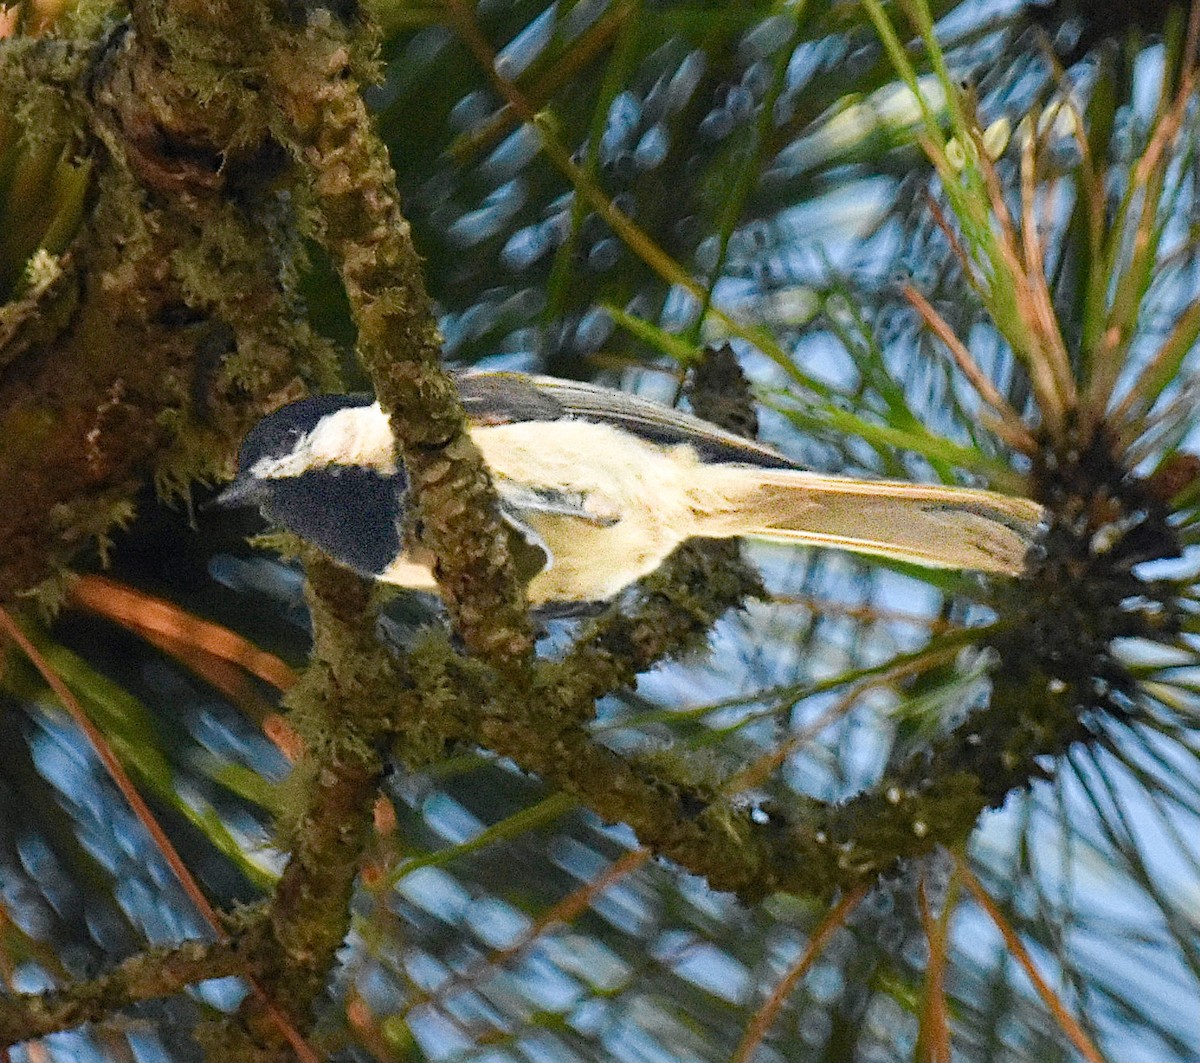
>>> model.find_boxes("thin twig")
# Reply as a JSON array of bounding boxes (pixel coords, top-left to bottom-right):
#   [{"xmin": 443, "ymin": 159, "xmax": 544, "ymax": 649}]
[{"xmin": 0, "ymin": 939, "xmax": 245, "ymax": 1047}]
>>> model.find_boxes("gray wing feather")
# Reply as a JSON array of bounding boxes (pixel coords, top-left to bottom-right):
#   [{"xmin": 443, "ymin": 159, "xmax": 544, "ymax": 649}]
[
  {"xmin": 454, "ymin": 370, "xmax": 801, "ymax": 470},
  {"xmin": 495, "ymin": 481, "xmax": 619, "ymax": 526}
]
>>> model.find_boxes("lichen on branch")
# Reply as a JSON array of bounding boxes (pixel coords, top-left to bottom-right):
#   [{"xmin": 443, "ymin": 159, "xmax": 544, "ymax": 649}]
[{"xmin": 261, "ymin": 20, "xmax": 535, "ymax": 668}]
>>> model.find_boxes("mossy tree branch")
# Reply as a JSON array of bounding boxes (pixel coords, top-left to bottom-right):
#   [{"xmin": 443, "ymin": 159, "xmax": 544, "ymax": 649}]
[
  {"xmin": 0, "ymin": 0, "xmax": 1173, "ymax": 1056},
  {"xmin": 0, "ymin": 9, "xmax": 337, "ymax": 600},
  {"xmin": 211, "ymin": 560, "xmax": 390, "ymax": 1058},
  {"xmin": 262, "ymin": 20, "xmax": 535, "ymax": 668},
  {"xmin": 0, "ymin": 938, "xmax": 247, "ymax": 1047}
]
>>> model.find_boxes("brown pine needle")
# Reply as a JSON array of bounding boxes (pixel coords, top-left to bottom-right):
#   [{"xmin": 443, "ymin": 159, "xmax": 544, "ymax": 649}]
[
  {"xmin": 0, "ymin": 605, "xmax": 318, "ymax": 1063},
  {"xmin": 723, "ymin": 640, "xmax": 962, "ymax": 796},
  {"xmin": 1100, "ymin": 59, "xmax": 1200, "ymax": 430},
  {"xmin": 902, "ymin": 283, "xmax": 1035, "ymax": 453},
  {"xmin": 971, "ymin": 128, "xmax": 1023, "ymax": 274},
  {"xmin": 731, "ymin": 885, "xmax": 869, "ymax": 1063},
  {"xmin": 67, "ymin": 574, "xmax": 305, "ymax": 761},
  {"xmin": 922, "ymin": 191, "xmax": 987, "ymax": 299},
  {"xmin": 69, "ymin": 575, "xmax": 296, "ymax": 691},
  {"xmin": 954, "ymin": 854, "xmax": 1107, "ymax": 1063},
  {"xmin": 766, "ymin": 592, "xmax": 962, "ymax": 632},
  {"xmin": 439, "ymin": 0, "xmax": 804, "ymax": 379},
  {"xmin": 447, "ymin": 0, "xmax": 632, "ymax": 163},
  {"xmin": 1109, "ymin": 297, "xmax": 1200, "ymax": 430},
  {"xmin": 917, "ymin": 875, "xmax": 953, "ymax": 1063},
  {"xmin": 0, "ymin": 606, "xmax": 224, "ymax": 928},
  {"xmin": 972, "ymin": 129, "xmax": 1071, "ymax": 437},
  {"xmin": 722, "ymin": 694, "xmax": 859, "ymax": 797},
  {"xmin": 507, "ymin": 846, "xmax": 652, "ymax": 945},
  {"xmin": 1018, "ymin": 128, "xmax": 1076, "ymax": 413},
  {"xmin": 1085, "ymin": 60, "xmax": 1198, "ymax": 419},
  {"xmin": 408, "ymin": 847, "xmax": 653, "ymax": 1017}
]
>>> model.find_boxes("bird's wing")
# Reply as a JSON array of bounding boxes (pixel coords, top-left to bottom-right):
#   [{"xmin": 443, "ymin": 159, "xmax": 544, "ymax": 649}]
[
  {"xmin": 494, "ymin": 481, "xmax": 620, "ymax": 526},
  {"xmin": 454, "ymin": 370, "xmax": 801, "ymax": 470}
]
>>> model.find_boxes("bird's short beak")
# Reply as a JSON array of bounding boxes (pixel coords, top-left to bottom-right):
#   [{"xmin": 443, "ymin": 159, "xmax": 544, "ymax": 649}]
[{"xmin": 209, "ymin": 475, "xmax": 268, "ymax": 510}]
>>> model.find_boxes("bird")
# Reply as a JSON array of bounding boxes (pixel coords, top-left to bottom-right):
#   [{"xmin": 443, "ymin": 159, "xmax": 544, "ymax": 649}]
[{"xmin": 216, "ymin": 370, "xmax": 1045, "ymax": 605}]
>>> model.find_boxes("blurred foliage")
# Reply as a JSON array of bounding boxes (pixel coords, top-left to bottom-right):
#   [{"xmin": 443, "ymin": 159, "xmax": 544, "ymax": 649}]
[{"xmin": 3, "ymin": 0, "xmax": 1200, "ymax": 1061}]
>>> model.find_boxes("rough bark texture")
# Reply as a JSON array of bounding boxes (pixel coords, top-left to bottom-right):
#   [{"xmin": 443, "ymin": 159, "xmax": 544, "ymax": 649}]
[
  {"xmin": 0, "ymin": 0, "xmax": 1174, "ymax": 1056},
  {"xmin": 0, "ymin": 16, "xmax": 336, "ymax": 601}
]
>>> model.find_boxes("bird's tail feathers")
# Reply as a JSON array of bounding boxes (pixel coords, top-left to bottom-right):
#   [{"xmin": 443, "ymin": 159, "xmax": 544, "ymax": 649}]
[{"xmin": 695, "ymin": 468, "xmax": 1044, "ymax": 576}]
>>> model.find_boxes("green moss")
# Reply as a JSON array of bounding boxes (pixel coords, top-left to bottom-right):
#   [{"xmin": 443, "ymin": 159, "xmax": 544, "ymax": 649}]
[{"xmin": 0, "ymin": 406, "xmax": 57, "ymax": 474}]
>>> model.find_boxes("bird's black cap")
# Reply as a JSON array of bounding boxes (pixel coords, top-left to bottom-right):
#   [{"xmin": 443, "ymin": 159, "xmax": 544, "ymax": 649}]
[{"xmin": 213, "ymin": 393, "xmax": 375, "ymax": 510}]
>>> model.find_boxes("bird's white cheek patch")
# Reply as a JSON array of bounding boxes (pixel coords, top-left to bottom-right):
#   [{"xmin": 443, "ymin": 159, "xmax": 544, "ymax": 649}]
[{"xmin": 253, "ymin": 403, "xmax": 397, "ymax": 479}]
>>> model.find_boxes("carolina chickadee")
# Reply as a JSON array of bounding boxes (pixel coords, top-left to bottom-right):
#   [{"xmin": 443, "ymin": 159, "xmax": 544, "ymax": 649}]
[{"xmin": 217, "ymin": 371, "xmax": 1044, "ymax": 604}]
